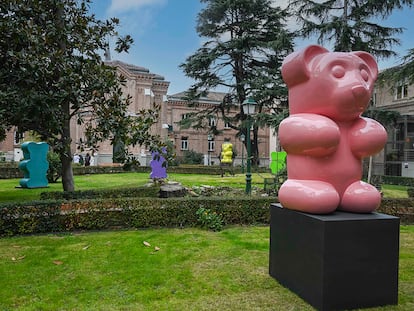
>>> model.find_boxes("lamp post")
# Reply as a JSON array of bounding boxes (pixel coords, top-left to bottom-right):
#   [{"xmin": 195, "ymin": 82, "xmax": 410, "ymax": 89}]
[
  {"xmin": 240, "ymin": 133, "xmax": 245, "ymax": 173},
  {"xmin": 242, "ymin": 97, "xmax": 257, "ymax": 195},
  {"xmin": 207, "ymin": 134, "xmax": 213, "ymax": 166}
]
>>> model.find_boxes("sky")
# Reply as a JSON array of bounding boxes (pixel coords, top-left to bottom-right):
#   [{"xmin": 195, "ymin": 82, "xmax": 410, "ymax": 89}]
[{"xmin": 89, "ymin": 0, "xmax": 414, "ymax": 96}]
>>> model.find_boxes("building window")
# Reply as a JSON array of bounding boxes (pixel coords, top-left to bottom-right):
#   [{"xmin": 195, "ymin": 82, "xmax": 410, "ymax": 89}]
[
  {"xmin": 208, "ymin": 139, "xmax": 215, "ymax": 152},
  {"xmin": 208, "ymin": 117, "xmax": 217, "ymax": 127},
  {"xmin": 370, "ymin": 91, "xmax": 377, "ymax": 106},
  {"xmin": 181, "ymin": 113, "xmax": 191, "ymax": 120},
  {"xmin": 181, "ymin": 137, "xmax": 188, "ymax": 150},
  {"xmin": 395, "ymin": 83, "xmax": 408, "ymax": 100},
  {"xmin": 224, "ymin": 120, "xmax": 231, "ymax": 129},
  {"xmin": 14, "ymin": 130, "xmax": 24, "ymax": 144}
]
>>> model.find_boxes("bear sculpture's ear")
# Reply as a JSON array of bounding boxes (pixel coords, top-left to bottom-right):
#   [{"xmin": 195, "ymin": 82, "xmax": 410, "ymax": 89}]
[
  {"xmin": 282, "ymin": 45, "xmax": 329, "ymax": 87},
  {"xmin": 351, "ymin": 51, "xmax": 378, "ymax": 80}
]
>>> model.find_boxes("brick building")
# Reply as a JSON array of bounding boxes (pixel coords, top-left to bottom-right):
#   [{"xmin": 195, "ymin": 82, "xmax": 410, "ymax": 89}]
[
  {"xmin": 1, "ymin": 60, "xmax": 273, "ymax": 167},
  {"xmin": 165, "ymin": 91, "xmax": 271, "ymax": 166},
  {"xmin": 374, "ymin": 76, "xmax": 414, "ymax": 176},
  {"xmin": 75, "ymin": 60, "xmax": 170, "ymax": 165},
  {"xmin": 0, "ymin": 60, "xmax": 170, "ymax": 165}
]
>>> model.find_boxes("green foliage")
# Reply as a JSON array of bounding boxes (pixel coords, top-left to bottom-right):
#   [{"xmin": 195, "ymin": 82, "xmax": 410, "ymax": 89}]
[
  {"xmin": 407, "ymin": 187, "xmax": 414, "ymax": 198},
  {"xmin": 363, "ymin": 108, "xmax": 400, "ymax": 128},
  {"xmin": 381, "ymin": 175, "xmax": 414, "ymax": 187},
  {"xmin": 46, "ymin": 151, "xmax": 62, "ymax": 183},
  {"xmin": 0, "ymin": 197, "xmax": 275, "ymax": 236},
  {"xmin": 39, "ymin": 186, "xmax": 160, "ymax": 200},
  {"xmin": 122, "ymin": 156, "xmax": 141, "ymax": 171},
  {"xmin": 288, "ymin": 0, "xmax": 414, "ymax": 59},
  {"xmin": 2, "ymin": 194, "xmax": 414, "ymax": 236},
  {"xmin": 0, "ymin": 201, "xmax": 61, "ymax": 236},
  {"xmin": 379, "ymin": 199, "xmax": 414, "ymax": 224},
  {"xmin": 379, "ymin": 47, "xmax": 414, "ymax": 88},
  {"xmin": 180, "ymin": 0, "xmax": 295, "ymax": 163},
  {"xmin": 182, "ymin": 149, "xmax": 203, "ymax": 165},
  {"xmin": 0, "ymin": 0, "xmax": 162, "ymax": 191},
  {"xmin": 196, "ymin": 207, "xmax": 224, "ymax": 231}
]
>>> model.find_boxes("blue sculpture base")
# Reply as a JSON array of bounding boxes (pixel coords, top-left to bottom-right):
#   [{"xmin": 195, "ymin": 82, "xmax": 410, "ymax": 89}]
[
  {"xmin": 269, "ymin": 203, "xmax": 400, "ymax": 311},
  {"xmin": 15, "ymin": 186, "xmax": 49, "ymax": 189}
]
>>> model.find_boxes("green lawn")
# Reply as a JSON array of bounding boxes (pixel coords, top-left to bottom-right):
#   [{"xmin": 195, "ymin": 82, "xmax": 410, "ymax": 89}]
[
  {"xmin": 0, "ymin": 172, "xmax": 274, "ymax": 203},
  {"xmin": 1, "ymin": 226, "xmax": 413, "ymax": 311},
  {"xmin": 0, "ymin": 172, "xmax": 409, "ymax": 203},
  {"xmin": 382, "ymin": 184, "xmax": 410, "ymax": 199}
]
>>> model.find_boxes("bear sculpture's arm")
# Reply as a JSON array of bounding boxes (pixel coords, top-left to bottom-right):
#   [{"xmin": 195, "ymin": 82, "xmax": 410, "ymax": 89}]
[
  {"xmin": 349, "ymin": 117, "xmax": 388, "ymax": 158},
  {"xmin": 279, "ymin": 113, "xmax": 340, "ymax": 157}
]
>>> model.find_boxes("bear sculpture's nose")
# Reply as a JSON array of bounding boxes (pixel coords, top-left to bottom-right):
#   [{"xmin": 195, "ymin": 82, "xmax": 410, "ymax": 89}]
[{"xmin": 352, "ymin": 85, "xmax": 368, "ymax": 100}]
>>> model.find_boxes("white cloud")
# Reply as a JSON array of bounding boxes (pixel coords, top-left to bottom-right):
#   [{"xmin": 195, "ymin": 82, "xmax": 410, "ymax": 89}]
[{"xmin": 108, "ymin": 0, "xmax": 167, "ymax": 14}]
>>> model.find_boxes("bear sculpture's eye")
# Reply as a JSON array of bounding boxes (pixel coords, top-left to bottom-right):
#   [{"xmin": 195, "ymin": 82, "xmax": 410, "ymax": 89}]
[
  {"xmin": 332, "ymin": 65, "xmax": 345, "ymax": 78},
  {"xmin": 361, "ymin": 69, "xmax": 369, "ymax": 81}
]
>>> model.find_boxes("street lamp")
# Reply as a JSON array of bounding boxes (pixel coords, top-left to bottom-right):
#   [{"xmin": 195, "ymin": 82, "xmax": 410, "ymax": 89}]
[
  {"xmin": 242, "ymin": 97, "xmax": 257, "ymax": 195},
  {"xmin": 207, "ymin": 134, "xmax": 213, "ymax": 166},
  {"xmin": 240, "ymin": 133, "xmax": 245, "ymax": 173}
]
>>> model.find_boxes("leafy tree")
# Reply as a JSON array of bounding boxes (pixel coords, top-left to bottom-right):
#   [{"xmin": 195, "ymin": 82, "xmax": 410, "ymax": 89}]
[
  {"xmin": 0, "ymin": 0, "xmax": 162, "ymax": 191},
  {"xmin": 380, "ymin": 48, "xmax": 414, "ymax": 86},
  {"xmin": 288, "ymin": 0, "xmax": 413, "ymax": 59},
  {"xmin": 182, "ymin": 149, "xmax": 204, "ymax": 165},
  {"xmin": 180, "ymin": 0, "xmax": 294, "ymax": 164}
]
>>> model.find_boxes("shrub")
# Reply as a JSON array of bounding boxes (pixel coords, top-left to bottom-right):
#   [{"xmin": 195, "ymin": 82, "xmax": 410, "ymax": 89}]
[
  {"xmin": 196, "ymin": 207, "xmax": 224, "ymax": 231},
  {"xmin": 0, "ymin": 197, "xmax": 275, "ymax": 236},
  {"xmin": 40, "ymin": 186, "xmax": 160, "ymax": 200},
  {"xmin": 182, "ymin": 150, "xmax": 203, "ymax": 165},
  {"xmin": 2, "ymin": 196, "xmax": 413, "ymax": 237},
  {"xmin": 123, "ymin": 156, "xmax": 141, "ymax": 171},
  {"xmin": 47, "ymin": 151, "xmax": 62, "ymax": 183},
  {"xmin": 381, "ymin": 175, "xmax": 414, "ymax": 187}
]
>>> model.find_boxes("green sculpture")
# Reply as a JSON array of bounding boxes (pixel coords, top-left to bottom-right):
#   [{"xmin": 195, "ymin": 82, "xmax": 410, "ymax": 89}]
[
  {"xmin": 269, "ymin": 151, "xmax": 286, "ymax": 175},
  {"xmin": 18, "ymin": 142, "xmax": 49, "ymax": 188}
]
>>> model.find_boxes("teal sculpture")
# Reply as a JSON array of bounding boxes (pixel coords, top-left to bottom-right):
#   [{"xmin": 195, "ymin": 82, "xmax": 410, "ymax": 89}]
[{"xmin": 18, "ymin": 142, "xmax": 49, "ymax": 188}]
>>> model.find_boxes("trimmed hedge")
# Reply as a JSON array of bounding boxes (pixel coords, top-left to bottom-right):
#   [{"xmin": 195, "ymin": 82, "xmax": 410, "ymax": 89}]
[
  {"xmin": 1, "ymin": 197, "xmax": 414, "ymax": 236},
  {"xmin": 39, "ymin": 186, "xmax": 160, "ymax": 200},
  {"xmin": 381, "ymin": 175, "xmax": 414, "ymax": 187},
  {"xmin": 0, "ymin": 197, "xmax": 276, "ymax": 236},
  {"xmin": 0, "ymin": 164, "xmax": 270, "ymax": 179},
  {"xmin": 378, "ymin": 198, "xmax": 414, "ymax": 224}
]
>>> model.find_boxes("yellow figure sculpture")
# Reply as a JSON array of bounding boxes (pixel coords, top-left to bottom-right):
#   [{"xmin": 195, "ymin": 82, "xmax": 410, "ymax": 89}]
[{"xmin": 220, "ymin": 141, "xmax": 233, "ymax": 164}]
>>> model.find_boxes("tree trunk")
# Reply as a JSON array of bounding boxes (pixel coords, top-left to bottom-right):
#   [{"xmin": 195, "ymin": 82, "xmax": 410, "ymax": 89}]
[
  {"xmin": 61, "ymin": 150, "xmax": 74, "ymax": 192},
  {"xmin": 56, "ymin": 3, "xmax": 74, "ymax": 192}
]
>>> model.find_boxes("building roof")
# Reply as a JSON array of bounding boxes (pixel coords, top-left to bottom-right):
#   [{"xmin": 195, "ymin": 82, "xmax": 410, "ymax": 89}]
[
  {"xmin": 106, "ymin": 60, "xmax": 167, "ymax": 82},
  {"xmin": 168, "ymin": 91, "xmax": 227, "ymax": 104}
]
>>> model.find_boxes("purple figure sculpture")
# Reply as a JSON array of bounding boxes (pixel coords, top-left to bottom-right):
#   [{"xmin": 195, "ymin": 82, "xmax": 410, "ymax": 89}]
[
  {"xmin": 278, "ymin": 45, "xmax": 387, "ymax": 214},
  {"xmin": 150, "ymin": 148, "xmax": 167, "ymax": 180}
]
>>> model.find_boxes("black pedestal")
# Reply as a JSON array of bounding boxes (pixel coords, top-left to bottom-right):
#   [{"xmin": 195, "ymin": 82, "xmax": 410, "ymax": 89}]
[{"xmin": 269, "ymin": 203, "xmax": 400, "ymax": 311}]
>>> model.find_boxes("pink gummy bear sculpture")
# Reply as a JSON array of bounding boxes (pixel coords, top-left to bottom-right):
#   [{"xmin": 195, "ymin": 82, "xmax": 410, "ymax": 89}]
[{"xmin": 278, "ymin": 45, "xmax": 387, "ymax": 214}]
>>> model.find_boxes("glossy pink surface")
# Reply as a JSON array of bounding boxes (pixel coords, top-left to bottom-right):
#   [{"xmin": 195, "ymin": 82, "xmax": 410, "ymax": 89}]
[{"xmin": 279, "ymin": 45, "xmax": 387, "ymax": 214}]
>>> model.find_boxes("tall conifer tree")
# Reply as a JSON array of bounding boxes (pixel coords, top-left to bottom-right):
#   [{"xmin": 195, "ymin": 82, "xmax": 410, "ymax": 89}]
[
  {"xmin": 180, "ymin": 0, "xmax": 294, "ymax": 163},
  {"xmin": 288, "ymin": 0, "xmax": 413, "ymax": 59}
]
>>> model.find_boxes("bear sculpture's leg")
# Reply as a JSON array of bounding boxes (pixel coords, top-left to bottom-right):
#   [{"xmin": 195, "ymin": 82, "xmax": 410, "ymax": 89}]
[
  {"xmin": 339, "ymin": 181, "xmax": 381, "ymax": 213},
  {"xmin": 278, "ymin": 179, "xmax": 340, "ymax": 214}
]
